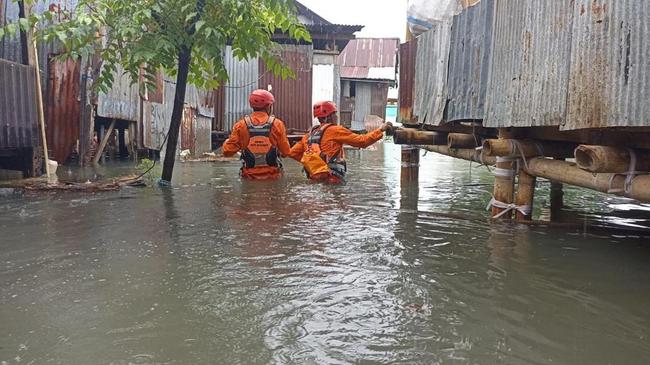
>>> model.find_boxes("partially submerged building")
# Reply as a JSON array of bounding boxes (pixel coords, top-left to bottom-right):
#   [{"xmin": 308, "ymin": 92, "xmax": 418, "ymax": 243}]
[
  {"xmin": 337, "ymin": 38, "xmax": 399, "ymax": 130},
  {"xmin": 396, "ymin": 0, "xmax": 650, "ymax": 220}
]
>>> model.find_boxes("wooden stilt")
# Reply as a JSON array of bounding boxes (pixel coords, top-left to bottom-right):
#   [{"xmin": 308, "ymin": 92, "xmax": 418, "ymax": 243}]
[
  {"xmin": 93, "ymin": 120, "xmax": 116, "ymax": 164},
  {"xmin": 515, "ymin": 170, "xmax": 536, "ymax": 221},
  {"xmin": 401, "ymin": 146, "xmax": 420, "ymax": 182}
]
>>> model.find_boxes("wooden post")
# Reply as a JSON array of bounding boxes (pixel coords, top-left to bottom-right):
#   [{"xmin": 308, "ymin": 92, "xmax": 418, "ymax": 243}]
[
  {"xmin": 550, "ymin": 181, "xmax": 564, "ymax": 222},
  {"xmin": 491, "ymin": 129, "xmax": 516, "ymax": 219},
  {"xmin": 93, "ymin": 120, "xmax": 116, "ymax": 164},
  {"xmin": 401, "ymin": 146, "xmax": 420, "ymax": 182},
  {"xmin": 28, "ymin": 25, "xmax": 52, "ymax": 181},
  {"xmin": 118, "ymin": 127, "xmax": 127, "ymax": 158},
  {"xmin": 515, "ymin": 170, "xmax": 536, "ymax": 221}
]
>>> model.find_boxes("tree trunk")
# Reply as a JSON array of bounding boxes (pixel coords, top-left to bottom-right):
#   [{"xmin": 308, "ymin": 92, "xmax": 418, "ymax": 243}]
[{"xmin": 160, "ymin": 46, "xmax": 192, "ymax": 183}]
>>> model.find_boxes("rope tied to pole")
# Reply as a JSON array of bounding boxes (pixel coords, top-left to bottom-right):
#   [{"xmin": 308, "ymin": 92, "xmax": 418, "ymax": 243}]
[
  {"xmin": 486, "ymin": 197, "xmax": 532, "ymax": 219},
  {"xmin": 607, "ymin": 148, "xmax": 650, "ymax": 195}
]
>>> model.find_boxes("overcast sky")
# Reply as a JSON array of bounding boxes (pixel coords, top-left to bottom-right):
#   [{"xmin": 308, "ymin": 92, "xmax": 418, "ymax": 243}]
[{"xmin": 298, "ymin": 0, "xmax": 407, "ymax": 41}]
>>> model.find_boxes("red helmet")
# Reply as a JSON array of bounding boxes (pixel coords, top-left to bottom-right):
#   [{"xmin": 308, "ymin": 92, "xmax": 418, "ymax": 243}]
[
  {"xmin": 313, "ymin": 101, "xmax": 338, "ymax": 118},
  {"xmin": 249, "ymin": 89, "xmax": 275, "ymax": 109}
]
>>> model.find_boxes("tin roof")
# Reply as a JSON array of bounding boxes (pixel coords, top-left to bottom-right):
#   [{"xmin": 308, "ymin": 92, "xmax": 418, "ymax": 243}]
[{"xmin": 338, "ymin": 38, "xmax": 399, "ymax": 80}]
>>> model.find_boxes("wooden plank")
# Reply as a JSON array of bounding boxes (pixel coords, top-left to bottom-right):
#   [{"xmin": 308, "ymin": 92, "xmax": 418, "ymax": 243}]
[{"xmin": 93, "ymin": 120, "xmax": 116, "ymax": 164}]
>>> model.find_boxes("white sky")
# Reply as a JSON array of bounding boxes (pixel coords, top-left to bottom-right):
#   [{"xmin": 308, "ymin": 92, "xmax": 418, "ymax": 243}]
[{"xmin": 298, "ymin": 0, "xmax": 407, "ymax": 41}]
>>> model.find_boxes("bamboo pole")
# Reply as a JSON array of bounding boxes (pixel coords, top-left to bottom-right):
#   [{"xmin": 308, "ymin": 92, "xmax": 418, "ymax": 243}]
[
  {"xmin": 482, "ymin": 139, "xmax": 576, "ymax": 159},
  {"xmin": 524, "ymin": 158, "xmax": 650, "ymax": 203},
  {"xmin": 491, "ymin": 130, "xmax": 516, "ymax": 219},
  {"xmin": 574, "ymin": 145, "xmax": 650, "ymax": 173},
  {"xmin": 447, "ymin": 133, "xmax": 480, "ymax": 149},
  {"xmin": 393, "ymin": 128, "xmax": 447, "ymax": 146},
  {"xmin": 417, "ymin": 145, "xmax": 496, "ymax": 165},
  {"xmin": 515, "ymin": 170, "xmax": 536, "ymax": 221},
  {"xmin": 30, "ymin": 27, "xmax": 52, "ymax": 182},
  {"xmin": 93, "ymin": 120, "xmax": 116, "ymax": 164}
]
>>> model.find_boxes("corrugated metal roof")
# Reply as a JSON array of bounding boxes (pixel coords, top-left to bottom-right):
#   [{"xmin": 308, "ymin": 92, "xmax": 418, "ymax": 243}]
[
  {"xmin": 0, "ymin": 59, "xmax": 39, "ymax": 149},
  {"xmin": 565, "ymin": 0, "xmax": 650, "ymax": 130},
  {"xmin": 338, "ymin": 38, "xmax": 398, "ymax": 80},
  {"xmin": 484, "ymin": 0, "xmax": 574, "ymax": 128},
  {"xmin": 259, "ymin": 45, "xmax": 313, "ymax": 131},
  {"xmin": 221, "ymin": 46, "xmax": 259, "ymax": 131},
  {"xmin": 445, "ymin": 0, "xmax": 494, "ymax": 122},
  {"xmin": 414, "ymin": 21, "xmax": 452, "ymax": 125},
  {"xmin": 398, "ymin": 39, "xmax": 417, "ymax": 123}
]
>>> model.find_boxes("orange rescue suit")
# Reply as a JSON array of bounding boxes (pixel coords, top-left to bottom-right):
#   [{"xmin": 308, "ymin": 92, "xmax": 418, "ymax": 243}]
[
  {"xmin": 289, "ymin": 124, "xmax": 384, "ymax": 183},
  {"xmin": 222, "ymin": 111, "xmax": 292, "ymax": 179}
]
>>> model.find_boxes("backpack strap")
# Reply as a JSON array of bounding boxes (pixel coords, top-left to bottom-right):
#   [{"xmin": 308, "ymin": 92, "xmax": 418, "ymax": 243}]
[{"xmin": 245, "ymin": 115, "xmax": 275, "ymax": 138}]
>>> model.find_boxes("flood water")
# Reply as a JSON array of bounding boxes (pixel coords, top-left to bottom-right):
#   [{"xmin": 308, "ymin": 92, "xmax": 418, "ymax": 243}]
[{"xmin": 2, "ymin": 142, "xmax": 650, "ymax": 364}]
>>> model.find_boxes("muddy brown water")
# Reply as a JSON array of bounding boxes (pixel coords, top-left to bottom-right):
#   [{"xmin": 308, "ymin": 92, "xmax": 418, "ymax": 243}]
[{"xmin": 2, "ymin": 142, "xmax": 650, "ymax": 364}]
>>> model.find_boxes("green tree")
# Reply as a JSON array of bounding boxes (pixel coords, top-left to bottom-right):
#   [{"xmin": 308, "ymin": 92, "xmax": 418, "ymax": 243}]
[{"xmin": 3, "ymin": 0, "xmax": 310, "ymax": 183}]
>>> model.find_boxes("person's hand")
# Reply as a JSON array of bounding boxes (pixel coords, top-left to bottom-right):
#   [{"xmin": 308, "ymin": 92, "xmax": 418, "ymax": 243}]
[{"xmin": 381, "ymin": 122, "xmax": 394, "ymax": 133}]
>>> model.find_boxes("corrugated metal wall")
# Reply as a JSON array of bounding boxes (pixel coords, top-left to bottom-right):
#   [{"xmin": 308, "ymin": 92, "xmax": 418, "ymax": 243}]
[
  {"xmin": 352, "ymin": 82, "xmax": 372, "ymax": 130},
  {"xmin": 565, "ymin": 0, "xmax": 650, "ymax": 130},
  {"xmin": 414, "ymin": 20, "xmax": 452, "ymax": 126},
  {"xmin": 221, "ymin": 46, "xmax": 258, "ymax": 131},
  {"xmin": 484, "ymin": 0, "xmax": 574, "ymax": 128},
  {"xmin": 398, "ymin": 39, "xmax": 417, "ymax": 123},
  {"xmin": 445, "ymin": 0, "xmax": 494, "ymax": 122},
  {"xmin": 312, "ymin": 64, "xmax": 335, "ymax": 104},
  {"xmin": 0, "ymin": 59, "xmax": 38, "ymax": 149},
  {"xmin": 1, "ymin": 0, "xmax": 79, "ymax": 96},
  {"xmin": 370, "ymin": 83, "xmax": 389, "ymax": 120},
  {"xmin": 259, "ymin": 45, "xmax": 313, "ymax": 131},
  {"xmin": 45, "ymin": 56, "xmax": 81, "ymax": 163},
  {"xmin": 97, "ymin": 64, "xmax": 140, "ymax": 122},
  {"xmin": 195, "ymin": 115, "xmax": 212, "ymax": 154}
]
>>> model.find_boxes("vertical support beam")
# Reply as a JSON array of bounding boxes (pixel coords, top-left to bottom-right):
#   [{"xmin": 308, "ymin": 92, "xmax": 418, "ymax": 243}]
[
  {"xmin": 515, "ymin": 170, "xmax": 536, "ymax": 221},
  {"xmin": 401, "ymin": 145, "xmax": 420, "ymax": 183},
  {"xmin": 94, "ymin": 120, "xmax": 115, "ymax": 164},
  {"xmin": 118, "ymin": 127, "xmax": 127, "ymax": 158},
  {"xmin": 550, "ymin": 157, "xmax": 565, "ymax": 222},
  {"xmin": 491, "ymin": 128, "xmax": 516, "ymax": 219}
]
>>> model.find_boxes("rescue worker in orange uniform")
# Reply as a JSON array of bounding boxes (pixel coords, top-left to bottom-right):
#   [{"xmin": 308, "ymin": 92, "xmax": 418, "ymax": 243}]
[
  {"xmin": 222, "ymin": 89, "xmax": 292, "ymax": 179},
  {"xmin": 289, "ymin": 101, "xmax": 393, "ymax": 184}
]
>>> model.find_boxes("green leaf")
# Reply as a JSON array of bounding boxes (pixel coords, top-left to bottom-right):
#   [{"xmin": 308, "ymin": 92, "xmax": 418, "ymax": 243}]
[{"xmin": 195, "ymin": 20, "xmax": 205, "ymax": 31}]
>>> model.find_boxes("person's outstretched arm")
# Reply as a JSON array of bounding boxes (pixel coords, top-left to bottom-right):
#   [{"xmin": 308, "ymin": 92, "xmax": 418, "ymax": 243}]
[
  {"xmin": 330, "ymin": 123, "xmax": 392, "ymax": 148},
  {"xmin": 287, "ymin": 136, "xmax": 307, "ymax": 161}
]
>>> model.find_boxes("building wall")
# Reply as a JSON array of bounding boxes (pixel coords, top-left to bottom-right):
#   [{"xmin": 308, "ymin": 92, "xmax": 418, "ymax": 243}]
[
  {"xmin": 259, "ymin": 45, "xmax": 313, "ymax": 131},
  {"xmin": 0, "ymin": 59, "xmax": 39, "ymax": 149}
]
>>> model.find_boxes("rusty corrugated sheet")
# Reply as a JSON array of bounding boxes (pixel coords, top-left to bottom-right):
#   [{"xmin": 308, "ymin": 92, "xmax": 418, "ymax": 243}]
[
  {"xmin": 212, "ymin": 85, "xmax": 225, "ymax": 130},
  {"xmin": 398, "ymin": 39, "xmax": 417, "ymax": 123},
  {"xmin": 222, "ymin": 46, "xmax": 259, "ymax": 131},
  {"xmin": 195, "ymin": 115, "xmax": 212, "ymax": 154},
  {"xmin": 142, "ymin": 74, "xmax": 213, "ymax": 153},
  {"xmin": 259, "ymin": 45, "xmax": 313, "ymax": 131},
  {"xmin": 45, "ymin": 56, "xmax": 80, "ymax": 163},
  {"xmin": 1, "ymin": 0, "xmax": 79, "ymax": 96},
  {"xmin": 181, "ymin": 107, "xmax": 195, "ymax": 152},
  {"xmin": 338, "ymin": 38, "xmax": 399, "ymax": 72},
  {"xmin": 0, "ymin": 59, "xmax": 39, "ymax": 149},
  {"xmin": 97, "ymin": 64, "xmax": 140, "ymax": 122},
  {"xmin": 565, "ymin": 0, "xmax": 650, "ymax": 130},
  {"xmin": 414, "ymin": 21, "xmax": 452, "ymax": 125},
  {"xmin": 370, "ymin": 82, "xmax": 389, "ymax": 120},
  {"xmin": 484, "ymin": 0, "xmax": 574, "ymax": 128},
  {"xmin": 445, "ymin": 0, "xmax": 494, "ymax": 122}
]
